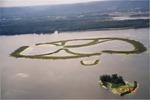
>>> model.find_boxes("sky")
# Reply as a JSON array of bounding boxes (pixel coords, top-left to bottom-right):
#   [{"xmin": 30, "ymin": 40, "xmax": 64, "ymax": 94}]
[{"xmin": 0, "ymin": 0, "xmax": 106, "ymax": 7}]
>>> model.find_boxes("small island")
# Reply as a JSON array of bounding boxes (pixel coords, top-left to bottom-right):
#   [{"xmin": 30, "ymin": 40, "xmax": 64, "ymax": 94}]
[{"xmin": 99, "ymin": 74, "xmax": 139, "ymax": 96}]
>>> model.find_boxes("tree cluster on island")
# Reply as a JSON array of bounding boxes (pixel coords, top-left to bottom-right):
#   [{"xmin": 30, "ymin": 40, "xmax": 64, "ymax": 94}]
[
  {"xmin": 100, "ymin": 74, "xmax": 138, "ymax": 96},
  {"xmin": 100, "ymin": 74, "xmax": 126, "ymax": 85}
]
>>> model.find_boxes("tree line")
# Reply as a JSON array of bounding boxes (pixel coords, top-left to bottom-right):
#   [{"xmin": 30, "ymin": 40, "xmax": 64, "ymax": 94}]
[{"xmin": 0, "ymin": 19, "xmax": 149, "ymax": 35}]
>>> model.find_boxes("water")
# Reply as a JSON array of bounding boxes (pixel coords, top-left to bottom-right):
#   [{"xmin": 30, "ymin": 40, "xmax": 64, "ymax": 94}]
[
  {"xmin": 0, "ymin": 28, "xmax": 149, "ymax": 99},
  {"xmin": 112, "ymin": 16, "xmax": 150, "ymax": 20}
]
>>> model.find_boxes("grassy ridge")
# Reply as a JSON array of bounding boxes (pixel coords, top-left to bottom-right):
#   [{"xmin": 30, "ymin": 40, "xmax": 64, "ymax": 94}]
[{"xmin": 10, "ymin": 37, "xmax": 147, "ymax": 60}]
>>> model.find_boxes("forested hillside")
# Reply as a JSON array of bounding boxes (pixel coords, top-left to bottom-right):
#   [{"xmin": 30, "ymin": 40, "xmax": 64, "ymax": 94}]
[{"xmin": 0, "ymin": 0, "xmax": 149, "ymax": 35}]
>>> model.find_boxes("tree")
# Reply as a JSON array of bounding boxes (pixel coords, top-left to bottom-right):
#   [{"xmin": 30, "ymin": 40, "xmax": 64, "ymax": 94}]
[{"xmin": 100, "ymin": 74, "xmax": 126, "ymax": 85}]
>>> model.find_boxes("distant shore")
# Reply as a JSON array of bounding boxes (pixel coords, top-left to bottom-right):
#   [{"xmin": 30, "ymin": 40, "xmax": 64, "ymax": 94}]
[
  {"xmin": 58, "ymin": 27, "xmax": 148, "ymax": 34},
  {"xmin": 1, "ymin": 19, "xmax": 149, "ymax": 36},
  {"xmin": 1, "ymin": 27, "xmax": 149, "ymax": 36}
]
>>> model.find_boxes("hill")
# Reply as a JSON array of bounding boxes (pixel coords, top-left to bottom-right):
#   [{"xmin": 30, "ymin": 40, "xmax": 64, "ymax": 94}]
[
  {"xmin": 0, "ymin": 0, "xmax": 149, "ymax": 35},
  {"xmin": 1, "ymin": 0, "xmax": 149, "ymax": 19}
]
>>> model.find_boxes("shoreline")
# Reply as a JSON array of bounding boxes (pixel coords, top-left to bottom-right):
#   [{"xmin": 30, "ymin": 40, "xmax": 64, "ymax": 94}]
[
  {"xmin": 59, "ymin": 27, "xmax": 149, "ymax": 34},
  {"xmin": 99, "ymin": 80, "xmax": 139, "ymax": 96},
  {"xmin": 0, "ymin": 27, "xmax": 149, "ymax": 36}
]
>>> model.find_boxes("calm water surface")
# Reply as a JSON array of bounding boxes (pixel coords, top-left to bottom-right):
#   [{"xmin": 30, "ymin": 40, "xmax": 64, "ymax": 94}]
[{"xmin": 0, "ymin": 28, "xmax": 149, "ymax": 99}]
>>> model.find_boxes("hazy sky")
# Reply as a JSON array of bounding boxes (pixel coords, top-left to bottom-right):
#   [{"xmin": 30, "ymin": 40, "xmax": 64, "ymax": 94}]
[{"xmin": 0, "ymin": 0, "xmax": 106, "ymax": 7}]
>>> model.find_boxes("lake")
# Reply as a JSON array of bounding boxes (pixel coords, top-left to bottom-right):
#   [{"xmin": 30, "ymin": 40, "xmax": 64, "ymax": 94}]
[{"xmin": 0, "ymin": 28, "xmax": 149, "ymax": 99}]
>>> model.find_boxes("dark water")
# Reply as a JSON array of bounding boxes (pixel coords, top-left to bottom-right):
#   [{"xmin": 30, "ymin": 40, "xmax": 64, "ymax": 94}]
[{"xmin": 0, "ymin": 28, "xmax": 149, "ymax": 99}]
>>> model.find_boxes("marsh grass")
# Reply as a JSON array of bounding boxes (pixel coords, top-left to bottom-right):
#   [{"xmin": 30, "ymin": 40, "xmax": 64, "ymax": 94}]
[{"xmin": 10, "ymin": 37, "xmax": 147, "ymax": 60}]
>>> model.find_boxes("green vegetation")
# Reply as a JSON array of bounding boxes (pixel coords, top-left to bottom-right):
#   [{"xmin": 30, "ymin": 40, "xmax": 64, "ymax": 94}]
[
  {"xmin": 11, "ymin": 47, "xmax": 101, "ymax": 60},
  {"xmin": 1, "ymin": 0, "xmax": 149, "ymax": 35},
  {"xmin": 101, "ymin": 38, "xmax": 147, "ymax": 54},
  {"xmin": 80, "ymin": 59, "xmax": 100, "ymax": 66},
  {"xmin": 100, "ymin": 74, "xmax": 126, "ymax": 87},
  {"xmin": 1, "ymin": 19, "xmax": 149, "ymax": 35},
  {"xmin": 120, "ymin": 81, "xmax": 138, "ymax": 96},
  {"xmin": 99, "ymin": 74, "xmax": 139, "ymax": 96},
  {"xmin": 10, "ymin": 37, "xmax": 147, "ymax": 61},
  {"xmin": 10, "ymin": 46, "xmax": 29, "ymax": 57},
  {"xmin": 111, "ymin": 83, "xmax": 123, "ymax": 88}
]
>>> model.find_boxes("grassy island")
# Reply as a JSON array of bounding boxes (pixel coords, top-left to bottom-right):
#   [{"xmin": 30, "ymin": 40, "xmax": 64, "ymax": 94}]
[
  {"xmin": 80, "ymin": 59, "xmax": 100, "ymax": 66},
  {"xmin": 99, "ymin": 74, "xmax": 139, "ymax": 96},
  {"xmin": 10, "ymin": 37, "xmax": 147, "ymax": 61}
]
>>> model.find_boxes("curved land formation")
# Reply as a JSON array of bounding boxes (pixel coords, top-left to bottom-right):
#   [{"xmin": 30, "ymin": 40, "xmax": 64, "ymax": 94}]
[
  {"xmin": 10, "ymin": 37, "xmax": 147, "ymax": 61},
  {"xmin": 99, "ymin": 74, "xmax": 139, "ymax": 96},
  {"xmin": 80, "ymin": 59, "xmax": 100, "ymax": 66}
]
